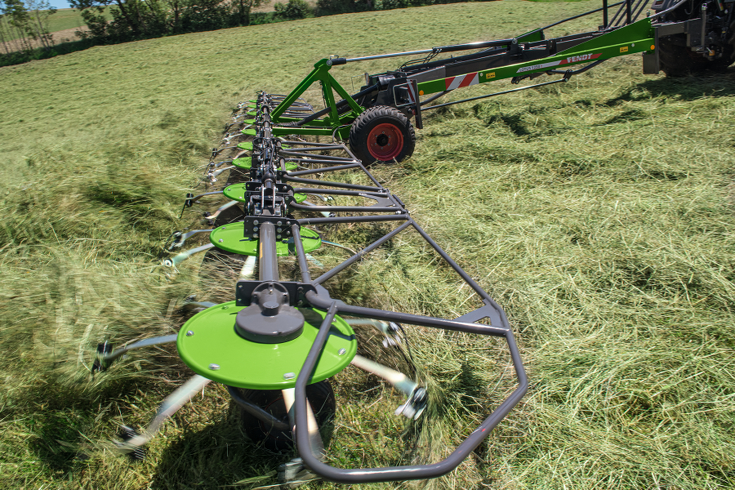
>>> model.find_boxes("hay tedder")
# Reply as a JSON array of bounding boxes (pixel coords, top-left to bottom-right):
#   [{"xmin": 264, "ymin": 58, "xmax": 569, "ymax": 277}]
[
  {"xmin": 90, "ymin": 0, "xmax": 733, "ymax": 486},
  {"xmin": 95, "ymin": 97, "xmax": 527, "ymax": 484}
]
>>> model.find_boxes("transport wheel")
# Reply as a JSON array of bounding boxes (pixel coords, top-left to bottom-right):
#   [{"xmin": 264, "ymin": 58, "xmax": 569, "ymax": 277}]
[
  {"xmin": 232, "ymin": 380, "xmax": 336, "ymax": 453},
  {"xmin": 349, "ymin": 106, "xmax": 415, "ymax": 164},
  {"xmin": 657, "ymin": 1, "xmax": 734, "ymax": 76}
]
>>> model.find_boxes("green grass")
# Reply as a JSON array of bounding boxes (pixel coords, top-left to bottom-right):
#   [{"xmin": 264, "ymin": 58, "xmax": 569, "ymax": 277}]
[
  {"xmin": 46, "ymin": 7, "xmax": 112, "ymax": 33},
  {"xmin": 1, "ymin": 0, "xmax": 734, "ymax": 488}
]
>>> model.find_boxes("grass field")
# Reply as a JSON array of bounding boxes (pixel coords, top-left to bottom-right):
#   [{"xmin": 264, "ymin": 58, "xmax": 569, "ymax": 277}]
[
  {"xmin": 46, "ymin": 7, "xmax": 112, "ymax": 33},
  {"xmin": 1, "ymin": 0, "xmax": 734, "ymax": 488}
]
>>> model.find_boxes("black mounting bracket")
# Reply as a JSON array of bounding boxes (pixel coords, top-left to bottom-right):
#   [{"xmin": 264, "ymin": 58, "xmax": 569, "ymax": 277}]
[
  {"xmin": 236, "ymin": 280, "xmax": 318, "ymax": 307},
  {"xmin": 241, "ymin": 216, "xmax": 299, "ymax": 239}
]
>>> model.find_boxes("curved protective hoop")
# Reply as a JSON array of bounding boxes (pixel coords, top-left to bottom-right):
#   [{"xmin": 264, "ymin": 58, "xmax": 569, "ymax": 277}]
[{"xmin": 294, "ymin": 292, "xmax": 528, "ymax": 483}]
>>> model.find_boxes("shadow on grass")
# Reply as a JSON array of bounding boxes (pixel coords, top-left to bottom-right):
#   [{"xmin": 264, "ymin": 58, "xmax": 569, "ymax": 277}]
[
  {"xmin": 608, "ymin": 67, "xmax": 735, "ymax": 105},
  {"xmin": 27, "ymin": 409, "xmax": 88, "ymax": 473},
  {"xmin": 21, "ymin": 376, "xmax": 161, "ymax": 475},
  {"xmin": 150, "ymin": 404, "xmax": 289, "ymax": 490}
]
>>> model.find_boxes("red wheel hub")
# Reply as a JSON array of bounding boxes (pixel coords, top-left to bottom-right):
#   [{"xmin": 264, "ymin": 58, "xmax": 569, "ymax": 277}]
[{"xmin": 367, "ymin": 123, "xmax": 404, "ymax": 161}]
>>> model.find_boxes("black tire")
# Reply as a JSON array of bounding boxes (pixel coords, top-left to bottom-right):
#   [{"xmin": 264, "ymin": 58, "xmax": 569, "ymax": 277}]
[
  {"xmin": 232, "ymin": 380, "xmax": 336, "ymax": 453},
  {"xmin": 659, "ymin": 36, "xmax": 711, "ymax": 76},
  {"xmin": 349, "ymin": 106, "xmax": 415, "ymax": 165},
  {"xmin": 658, "ymin": 35, "xmax": 732, "ymax": 76},
  {"xmin": 657, "ymin": 2, "xmax": 734, "ymax": 76}
]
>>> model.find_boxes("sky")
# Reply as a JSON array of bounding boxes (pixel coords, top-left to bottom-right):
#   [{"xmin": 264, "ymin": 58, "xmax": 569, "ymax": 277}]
[{"xmin": 47, "ymin": 0, "xmax": 74, "ymax": 9}]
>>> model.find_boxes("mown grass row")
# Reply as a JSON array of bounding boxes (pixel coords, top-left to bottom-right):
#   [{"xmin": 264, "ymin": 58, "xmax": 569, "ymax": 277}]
[{"xmin": 1, "ymin": 1, "xmax": 734, "ymax": 488}]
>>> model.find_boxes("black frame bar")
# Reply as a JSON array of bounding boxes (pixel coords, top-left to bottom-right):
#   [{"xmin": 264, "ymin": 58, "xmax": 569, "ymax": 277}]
[{"xmin": 189, "ymin": 92, "xmax": 528, "ymax": 483}]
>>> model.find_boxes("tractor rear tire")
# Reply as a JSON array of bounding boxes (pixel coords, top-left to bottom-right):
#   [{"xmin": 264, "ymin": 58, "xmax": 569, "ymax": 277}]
[
  {"xmin": 658, "ymin": 35, "xmax": 732, "ymax": 76},
  {"xmin": 657, "ymin": 1, "xmax": 734, "ymax": 76},
  {"xmin": 233, "ymin": 380, "xmax": 336, "ymax": 453},
  {"xmin": 659, "ymin": 36, "xmax": 711, "ymax": 76},
  {"xmin": 349, "ymin": 106, "xmax": 415, "ymax": 165}
]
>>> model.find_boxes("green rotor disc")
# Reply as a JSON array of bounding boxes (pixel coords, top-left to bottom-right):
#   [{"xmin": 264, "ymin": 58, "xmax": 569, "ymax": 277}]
[
  {"xmin": 244, "ymin": 119, "xmax": 255, "ymax": 125},
  {"xmin": 210, "ymin": 224, "xmax": 321, "ymax": 256},
  {"xmin": 233, "ymin": 157, "xmax": 298, "ymax": 171},
  {"xmin": 177, "ymin": 302, "xmax": 357, "ymax": 389},
  {"xmin": 242, "ymin": 128, "xmax": 256, "ymax": 136},
  {"xmin": 232, "ymin": 157, "xmax": 252, "ymax": 169},
  {"xmin": 223, "ymin": 183, "xmax": 307, "ymax": 203}
]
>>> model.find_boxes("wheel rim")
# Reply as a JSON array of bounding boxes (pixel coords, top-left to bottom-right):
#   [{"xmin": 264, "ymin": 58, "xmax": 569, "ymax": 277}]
[{"xmin": 367, "ymin": 123, "xmax": 404, "ymax": 161}]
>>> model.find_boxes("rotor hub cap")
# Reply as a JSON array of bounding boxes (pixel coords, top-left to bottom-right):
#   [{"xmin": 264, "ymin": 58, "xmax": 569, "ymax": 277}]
[
  {"xmin": 177, "ymin": 301, "xmax": 357, "ymax": 390},
  {"xmin": 368, "ymin": 123, "xmax": 403, "ymax": 161}
]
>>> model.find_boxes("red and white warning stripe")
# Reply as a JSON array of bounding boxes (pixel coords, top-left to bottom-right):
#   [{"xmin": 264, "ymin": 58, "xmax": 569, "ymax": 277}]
[
  {"xmin": 516, "ymin": 52, "xmax": 602, "ymax": 73},
  {"xmin": 407, "ymin": 80, "xmax": 419, "ymax": 104},
  {"xmin": 444, "ymin": 72, "xmax": 480, "ymax": 91}
]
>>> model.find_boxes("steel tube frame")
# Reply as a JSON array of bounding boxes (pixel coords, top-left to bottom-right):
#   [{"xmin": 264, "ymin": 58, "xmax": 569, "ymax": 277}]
[
  {"xmin": 295, "ymin": 293, "xmax": 527, "ymax": 483},
  {"xmin": 292, "ymin": 188, "xmax": 387, "ymax": 197},
  {"xmin": 258, "ymin": 222, "xmax": 279, "ymax": 281},
  {"xmin": 239, "ymin": 138, "xmax": 526, "ymax": 482},
  {"xmin": 298, "ymin": 215, "xmax": 408, "ymax": 225},
  {"xmin": 290, "ymin": 203, "xmax": 399, "ymax": 213},
  {"xmin": 522, "ymin": 0, "xmax": 625, "ymax": 39},
  {"xmin": 337, "ymin": 36, "xmax": 521, "ymax": 64},
  {"xmin": 312, "ymin": 221, "xmax": 412, "ymax": 285},
  {"xmin": 285, "ymin": 176, "xmax": 382, "ymax": 192},
  {"xmin": 100, "ymin": 335, "xmax": 178, "ymax": 364},
  {"xmin": 422, "ymin": 77, "xmax": 568, "ymax": 112},
  {"xmin": 180, "ymin": 113, "xmax": 527, "ymax": 484},
  {"xmin": 287, "ymin": 163, "xmax": 362, "ymax": 176}
]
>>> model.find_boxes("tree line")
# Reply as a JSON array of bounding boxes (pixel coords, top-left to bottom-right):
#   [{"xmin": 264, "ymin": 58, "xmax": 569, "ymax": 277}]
[
  {"xmin": 0, "ymin": 0, "xmax": 494, "ymax": 66},
  {"xmin": 70, "ymin": 0, "xmax": 494, "ymax": 44},
  {"xmin": 0, "ymin": 0, "xmax": 56, "ymax": 54},
  {"xmin": 69, "ymin": 0, "xmax": 271, "ymax": 44}
]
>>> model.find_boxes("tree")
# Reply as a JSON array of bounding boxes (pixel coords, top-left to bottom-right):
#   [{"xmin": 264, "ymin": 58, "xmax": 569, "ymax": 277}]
[
  {"xmin": 0, "ymin": 0, "xmax": 35, "ymax": 53},
  {"xmin": 70, "ymin": 0, "xmax": 268, "ymax": 43},
  {"xmin": 232, "ymin": 0, "xmax": 266, "ymax": 27},
  {"xmin": 70, "ymin": 0, "xmax": 142, "ymax": 40},
  {"xmin": 24, "ymin": 0, "xmax": 56, "ymax": 49},
  {"xmin": 274, "ymin": 0, "xmax": 310, "ymax": 20},
  {"xmin": 315, "ymin": 0, "xmax": 373, "ymax": 16}
]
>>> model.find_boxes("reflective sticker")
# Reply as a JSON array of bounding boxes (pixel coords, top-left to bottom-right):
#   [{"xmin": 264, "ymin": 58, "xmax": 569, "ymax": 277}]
[
  {"xmin": 620, "ymin": 46, "xmax": 629, "ymax": 53},
  {"xmin": 406, "ymin": 81, "xmax": 418, "ymax": 104},
  {"xmin": 516, "ymin": 53, "xmax": 601, "ymax": 73},
  {"xmin": 445, "ymin": 72, "xmax": 480, "ymax": 90}
]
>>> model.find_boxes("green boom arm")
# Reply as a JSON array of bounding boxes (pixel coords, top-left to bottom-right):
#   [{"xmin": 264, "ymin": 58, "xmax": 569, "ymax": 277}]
[
  {"xmin": 417, "ymin": 18, "xmax": 655, "ymax": 95},
  {"xmin": 270, "ymin": 18, "xmax": 656, "ymax": 136}
]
